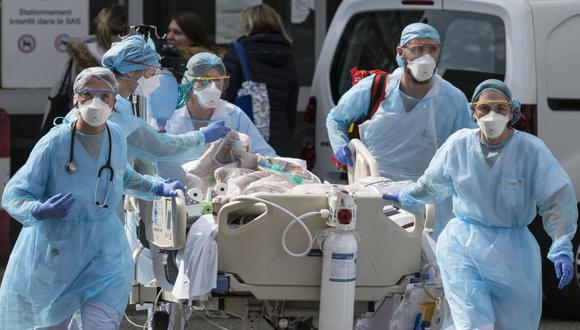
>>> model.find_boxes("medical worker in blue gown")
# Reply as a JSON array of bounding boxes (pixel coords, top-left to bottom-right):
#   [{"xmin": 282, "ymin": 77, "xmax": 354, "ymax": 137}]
[
  {"xmin": 384, "ymin": 79, "xmax": 577, "ymax": 330},
  {"xmin": 65, "ymin": 35, "xmax": 230, "ymax": 163},
  {"xmin": 63, "ymin": 36, "xmax": 230, "ymax": 285},
  {"xmin": 166, "ymin": 52, "xmax": 275, "ymax": 155},
  {"xmin": 0, "ymin": 67, "xmax": 187, "ymax": 330},
  {"xmin": 159, "ymin": 52, "xmax": 276, "ymax": 180},
  {"xmin": 326, "ymin": 23, "xmax": 475, "ymax": 239}
]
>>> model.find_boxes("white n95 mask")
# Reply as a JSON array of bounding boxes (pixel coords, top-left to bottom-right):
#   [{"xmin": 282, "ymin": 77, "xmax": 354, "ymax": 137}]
[
  {"xmin": 79, "ymin": 98, "xmax": 112, "ymax": 127},
  {"xmin": 194, "ymin": 81, "xmax": 222, "ymax": 109},
  {"xmin": 477, "ymin": 111, "xmax": 509, "ymax": 139},
  {"xmin": 407, "ymin": 54, "xmax": 436, "ymax": 82}
]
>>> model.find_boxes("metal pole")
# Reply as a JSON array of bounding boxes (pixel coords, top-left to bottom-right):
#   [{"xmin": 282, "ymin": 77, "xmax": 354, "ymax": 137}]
[{"xmin": 127, "ymin": 0, "xmax": 143, "ymax": 26}]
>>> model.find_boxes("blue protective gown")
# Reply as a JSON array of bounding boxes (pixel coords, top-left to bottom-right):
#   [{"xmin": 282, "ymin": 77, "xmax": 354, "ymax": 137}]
[
  {"xmin": 65, "ymin": 94, "xmax": 206, "ymax": 163},
  {"xmin": 0, "ymin": 122, "xmax": 163, "ymax": 329},
  {"xmin": 399, "ymin": 128, "xmax": 577, "ymax": 330},
  {"xmin": 326, "ymin": 68, "xmax": 475, "ymax": 238}
]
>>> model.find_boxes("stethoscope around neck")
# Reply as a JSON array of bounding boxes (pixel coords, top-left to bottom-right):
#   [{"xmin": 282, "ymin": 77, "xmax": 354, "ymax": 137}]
[{"xmin": 65, "ymin": 120, "xmax": 114, "ymax": 208}]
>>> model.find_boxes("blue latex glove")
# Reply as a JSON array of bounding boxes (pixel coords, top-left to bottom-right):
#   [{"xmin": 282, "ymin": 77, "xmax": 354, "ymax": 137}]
[
  {"xmin": 201, "ymin": 120, "xmax": 231, "ymax": 143},
  {"xmin": 31, "ymin": 192, "xmax": 76, "ymax": 220},
  {"xmin": 154, "ymin": 178, "xmax": 187, "ymax": 197},
  {"xmin": 554, "ymin": 255, "xmax": 574, "ymax": 290},
  {"xmin": 334, "ymin": 144, "xmax": 353, "ymax": 167},
  {"xmin": 382, "ymin": 192, "xmax": 400, "ymax": 203}
]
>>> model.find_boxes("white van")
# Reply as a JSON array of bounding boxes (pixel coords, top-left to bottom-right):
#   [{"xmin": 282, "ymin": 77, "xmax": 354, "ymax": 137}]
[{"xmin": 306, "ymin": 0, "xmax": 580, "ymax": 317}]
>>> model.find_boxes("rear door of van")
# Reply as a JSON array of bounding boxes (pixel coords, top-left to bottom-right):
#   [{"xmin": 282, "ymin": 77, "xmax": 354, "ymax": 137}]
[
  {"xmin": 527, "ymin": 0, "xmax": 580, "ymax": 317},
  {"xmin": 529, "ymin": 1, "xmax": 580, "ymax": 195},
  {"xmin": 312, "ymin": 0, "xmax": 508, "ymax": 181}
]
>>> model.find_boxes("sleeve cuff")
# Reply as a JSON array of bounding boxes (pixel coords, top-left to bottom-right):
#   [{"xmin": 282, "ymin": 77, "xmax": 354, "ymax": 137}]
[{"xmin": 547, "ymin": 235, "xmax": 574, "ymax": 262}]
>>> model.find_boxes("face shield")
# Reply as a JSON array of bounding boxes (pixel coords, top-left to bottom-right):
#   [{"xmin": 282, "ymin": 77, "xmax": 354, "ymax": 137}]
[
  {"xmin": 176, "ymin": 74, "xmax": 230, "ymax": 109},
  {"xmin": 182, "ymin": 74, "xmax": 230, "ymax": 109},
  {"xmin": 185, "ymin": 75, "xmax": 230, "ymax": 92}
]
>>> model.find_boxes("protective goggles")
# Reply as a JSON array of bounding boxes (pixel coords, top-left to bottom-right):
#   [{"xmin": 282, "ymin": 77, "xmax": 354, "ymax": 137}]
[
  {"xmin": 185, "ymin": 75, "xmax": 230, "ymax": 91},
  {"xmin": 125, "ymin": 60, "xmax": 162, "ymax": 76},
  {"xmin": 470, "ymin": 100, "xmax": 512, "ymax": 116},
  {"xmin": 76, "ymin": 88, "xmax": 116, "ymax": 102},
  {"xmin": 403, "ymin": 43, "xmax": 442, "ymax": 56}
]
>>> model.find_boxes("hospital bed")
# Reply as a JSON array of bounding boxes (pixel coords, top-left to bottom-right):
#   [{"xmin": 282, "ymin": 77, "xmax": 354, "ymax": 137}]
[{"xmin": 129, "ymin": 139, "xmax": 427, "ymax": 329}]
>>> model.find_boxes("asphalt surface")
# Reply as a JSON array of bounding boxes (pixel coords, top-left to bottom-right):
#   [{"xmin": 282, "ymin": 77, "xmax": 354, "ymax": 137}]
[
  {"xmin": 1, "ymin": 263, "xmax": 579, "ymax": 329},
  {"xmin": 118, "ymin": 308, "xmax": 580, "ymax": 329}
]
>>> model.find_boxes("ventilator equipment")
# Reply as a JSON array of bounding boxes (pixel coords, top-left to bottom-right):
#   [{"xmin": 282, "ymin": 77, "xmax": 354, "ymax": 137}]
[{"xmin": 144, "ymin": 184, "xmax": 224, "ymax": 250}]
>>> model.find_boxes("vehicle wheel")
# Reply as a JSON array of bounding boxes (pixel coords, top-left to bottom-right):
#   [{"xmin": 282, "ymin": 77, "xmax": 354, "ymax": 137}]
[
  {"xmin": 530, "ymin": 205, "xmax": 580, "ymax": 320},
  {"xmin": 151, "ymin": 311, "xmax": 170, "ymax": 330}
]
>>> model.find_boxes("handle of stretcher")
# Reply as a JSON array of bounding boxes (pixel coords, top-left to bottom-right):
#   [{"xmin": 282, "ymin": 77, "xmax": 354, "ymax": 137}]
[
  {"xmin": 216, "ymin": 198, "xmax": 269, "ymax": 236},
  {"xmin": 347, "ymin": 139, "xmax": 434, "ymax": 232},
  {"xmin": 347, "ymin": 139, "xmax": 380, "ymax": 184}
]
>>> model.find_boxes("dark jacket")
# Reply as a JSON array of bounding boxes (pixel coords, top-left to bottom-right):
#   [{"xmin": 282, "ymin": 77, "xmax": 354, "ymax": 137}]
[{"xmin": 223, "ymin": 32, "xmax": 299, "ymax": 157}]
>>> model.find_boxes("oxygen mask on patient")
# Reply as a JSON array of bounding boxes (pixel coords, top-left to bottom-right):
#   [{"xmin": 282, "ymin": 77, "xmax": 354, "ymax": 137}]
[{"xmin": 257, "ymin": 157, "xmax": 321, "ymax": 185}]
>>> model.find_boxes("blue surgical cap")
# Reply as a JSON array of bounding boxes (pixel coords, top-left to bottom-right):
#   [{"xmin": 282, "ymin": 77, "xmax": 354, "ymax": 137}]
[
  {"xmin": 185, "ymin": 52, "xmax": 226, "ymax": 79},
  {"xmin": 396, "ymin": 23, "xmax": 441, "ymax": 67},
  {"xmin": 177, "ymin": 52, "xmax": 227, "ymax": 108},
  {"xmin": 471, "ymin": 79, "xmax": 521, "ymax": 125},
  {"xmin": 101, "ymin": 35, "xmax": 160, "ymax": 74}
]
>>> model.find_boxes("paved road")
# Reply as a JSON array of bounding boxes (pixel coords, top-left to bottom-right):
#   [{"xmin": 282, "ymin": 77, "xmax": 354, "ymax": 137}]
[
  {"xmin": 1, "ymin": 263, "xmax": 579, "ymax": 329},
  {"xmin": 119, "ymin": 308, "xmax": 580, "ymax": 329},
  {"xmin": 539, "ymin": 318, "xmax": 580, "ymax": 330}
]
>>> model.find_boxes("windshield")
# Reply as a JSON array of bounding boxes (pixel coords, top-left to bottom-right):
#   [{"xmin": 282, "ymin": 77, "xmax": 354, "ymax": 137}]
[{"xmin": 330, "ymin": 10, "xmax": 506, "ymax": 103}]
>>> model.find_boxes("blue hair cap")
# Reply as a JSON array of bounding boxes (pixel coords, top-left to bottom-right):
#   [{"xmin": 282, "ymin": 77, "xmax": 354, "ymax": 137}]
[
  {"xmin": 101, "ymin": 35, "xmax": 160, "ymax": 74},
  {"xmin": 185, "ymin": 52, "xmax": 226, "ymax": 78},
  {"xmin": 396, "ymin": 23, "xmax": 441, "ymax": 67},
  {"xmin": 471, "ymin": 79, "xmax": 521, "ymax": 125}
]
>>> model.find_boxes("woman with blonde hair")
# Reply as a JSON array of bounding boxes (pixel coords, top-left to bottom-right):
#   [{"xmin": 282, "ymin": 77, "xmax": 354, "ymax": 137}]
[{"xmin": 223, "ymin": 4, "xmax": 299, "ymax": 157}]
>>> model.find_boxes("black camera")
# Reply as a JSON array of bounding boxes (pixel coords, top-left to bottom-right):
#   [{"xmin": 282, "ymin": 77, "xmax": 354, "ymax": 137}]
[{"xmin": 130, "ymin": 24, "xmax": 187, "ymax": 80}]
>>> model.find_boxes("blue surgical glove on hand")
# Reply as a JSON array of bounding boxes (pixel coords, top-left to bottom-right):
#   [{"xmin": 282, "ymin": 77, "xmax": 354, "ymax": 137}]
[
  {"xmin": 201, "ymin": 120, "xmax": 231, "ymax": 143},
  {"xmin": 154, "ymin": 178, "xmax": 187, "ymax": 197},
  {"xmin": 31, "ymin": 192, "xmax": 76, "ymax": 220},
  {"xmin": 554, "ymin": 255, "xmax": 574, "ymax": 290},
  {"xmin": 382, "ymin": 192, "xmax": 400, "ymax": 203},
  {"xmin": 334, "ymin": 144, "xmax": 353, "ymax": 167}
]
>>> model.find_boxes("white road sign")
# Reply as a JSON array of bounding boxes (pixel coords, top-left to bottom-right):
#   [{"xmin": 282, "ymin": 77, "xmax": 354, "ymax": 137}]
[{"xmin": 1, "ymin": 0, "xmax": 88, "ymax": 88}]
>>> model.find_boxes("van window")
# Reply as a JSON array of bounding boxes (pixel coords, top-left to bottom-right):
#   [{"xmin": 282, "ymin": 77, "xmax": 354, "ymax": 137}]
[
  {"xmin": 546, "ymin": 15, "xmax": 580, "ymax": 111},
  {"xmin": 330, "ymin": 10, "xmax": 506, "ymax": 103}
]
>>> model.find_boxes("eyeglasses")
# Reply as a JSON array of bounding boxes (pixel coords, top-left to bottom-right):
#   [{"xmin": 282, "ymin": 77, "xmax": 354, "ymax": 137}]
[
  {"xmin": 185, "ymin": 75, "xmax": 230, "ymax": 91},
  {"xmin": 124, "ymin": 60, "xmax": 162, "ymax": 76},
  {"xmin": 470, "ymin": 100, "xmax": 512, "ymax": 116},
  {"xmin": 77, "ymin": 89, "xmax": 115, "ymax": 103},
  {"xmin": 403, "ymin": 43, "xmax": 442, "ymax": 57}
]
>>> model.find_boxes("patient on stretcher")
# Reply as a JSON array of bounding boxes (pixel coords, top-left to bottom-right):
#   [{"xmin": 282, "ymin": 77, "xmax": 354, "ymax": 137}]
[
  {"xmin": 152, "ymin": 133, "xmax": 415, "ymax": 302},
  {"xmin": 153, "ymin": 132, "xmax": 321, "ymax": 300},
  {"xmin": 181, "ymin": 131, "xmax": 320, "ymax": 213}
]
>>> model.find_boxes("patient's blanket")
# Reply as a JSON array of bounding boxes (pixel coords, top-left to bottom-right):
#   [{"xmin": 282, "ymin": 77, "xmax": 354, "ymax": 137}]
[{"xmin": 182, "ymin": 131, "xmax": 320, "ymax": 212}]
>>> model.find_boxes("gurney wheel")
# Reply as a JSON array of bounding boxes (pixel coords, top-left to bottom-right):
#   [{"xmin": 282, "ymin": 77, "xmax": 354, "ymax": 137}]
[{"xmin": 151, "ymin": 311, "xmax": 170, "ymax": 330}]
